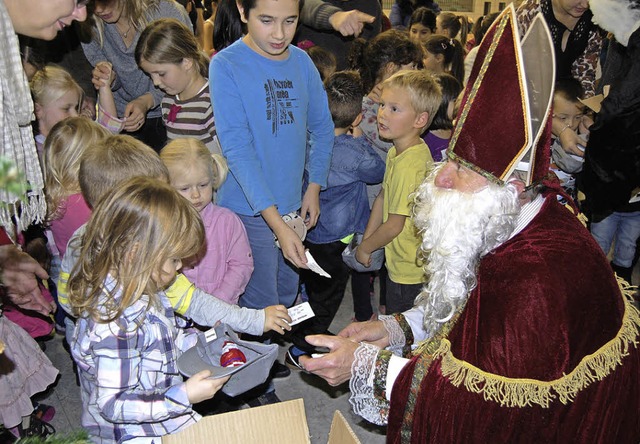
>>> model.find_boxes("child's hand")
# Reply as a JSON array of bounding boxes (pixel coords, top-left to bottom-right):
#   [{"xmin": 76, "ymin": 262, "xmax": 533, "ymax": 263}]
[
  {"xmin": 123, "ymin": 94, "xmax": 153, "ymax": 132},
  {"xmin": 355, "ymin": 246, "xmax": 371, "ymax": 267},
  {"xmin": 301, "ymin": 184, "xmax": 321, "ymax": 228},
  {"xmin": 558, "ymin": 127, "xmax": 585, "ymax": 157},
  {"xmin": 92, "ymin": 61, "xmax": 115, "ymax": 90},
  {"xmin": 263, "ymin": 304, "xmax": 292, "ymax": 334},
  {"xmin": 185, "ymin": 370, "xmax": 230, "ymax": 404},
  {"xmin": 274, "ymin": 225, "xmax": 308, "ymax": 269}
]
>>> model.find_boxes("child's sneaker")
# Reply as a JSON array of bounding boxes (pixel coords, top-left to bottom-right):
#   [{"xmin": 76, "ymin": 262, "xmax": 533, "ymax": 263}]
[
  {"xmin": 20, "ymin": 415, "xmax": 55, "ymax": 439},
  {"xmin": 32, "ymin": 403, "xmax": 55, "ymax": 422}
]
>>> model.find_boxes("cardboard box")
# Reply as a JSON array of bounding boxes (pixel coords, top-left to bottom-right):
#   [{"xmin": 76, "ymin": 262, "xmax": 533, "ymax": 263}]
[{"xmin": 162, "ymin": 398, "xmax": 360, "ymax": 444}]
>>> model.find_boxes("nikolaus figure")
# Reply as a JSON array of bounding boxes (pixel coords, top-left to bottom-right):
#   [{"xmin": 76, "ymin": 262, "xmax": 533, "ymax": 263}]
[{"xmin": 301, "ymin": 6, "xmax": 640, "ymax": 443}]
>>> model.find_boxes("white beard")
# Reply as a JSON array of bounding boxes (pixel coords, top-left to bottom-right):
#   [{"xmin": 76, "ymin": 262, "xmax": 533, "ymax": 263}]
[
  {"xmin": 589, "ymin": 0, "xmax": 640, "ymax": 46},
  {"xmin": 412, "ymin": 166, "xmax": 522, "ymax": 337}
]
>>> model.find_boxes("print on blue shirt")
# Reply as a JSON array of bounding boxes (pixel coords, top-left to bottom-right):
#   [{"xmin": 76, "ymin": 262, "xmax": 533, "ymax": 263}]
[{"xmin": 265, "ymin": 78, "xmax": 298, "ymax": 135}]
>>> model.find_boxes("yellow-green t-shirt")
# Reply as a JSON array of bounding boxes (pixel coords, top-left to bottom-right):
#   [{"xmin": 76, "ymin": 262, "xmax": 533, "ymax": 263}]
[{"xmin": 382, "ymin": 141, "xmax": 433, "ymax": 284}]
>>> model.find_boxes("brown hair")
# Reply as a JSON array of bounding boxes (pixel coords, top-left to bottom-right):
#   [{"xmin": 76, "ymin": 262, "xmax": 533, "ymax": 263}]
[
  {"xmin": 347, "ymin": 30, "xmax": 423, "ymax": 93},
  {"xmin": 135, "ymin": 18, "xmax": 209, "ymax": 78},
  {"xmin": 324, "ymin": 71, "xmax": 364, "ymax": 129}
]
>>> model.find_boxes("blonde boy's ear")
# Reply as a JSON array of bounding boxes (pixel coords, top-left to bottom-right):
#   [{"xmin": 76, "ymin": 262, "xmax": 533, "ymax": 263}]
[
  {"xmin": 237, "ymin": 1, "xmax": 248, "ymax": 23},
  {"xmin": 414, "ymin": 111, "xmax": 430, "ymax": 129}
]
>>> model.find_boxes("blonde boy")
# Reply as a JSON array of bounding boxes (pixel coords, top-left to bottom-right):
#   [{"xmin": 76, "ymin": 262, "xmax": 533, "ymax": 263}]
[{"xmin": 356, "ymin": 70, "xmax": 441, "ymax": 313}]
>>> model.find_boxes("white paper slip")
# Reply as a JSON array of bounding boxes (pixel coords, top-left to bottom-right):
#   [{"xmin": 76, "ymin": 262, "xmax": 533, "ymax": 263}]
[
  {"xmin": 287, "ymin": 301, "xmax": 315, "ymax": 326},
  {"xmin": 305, "ymin": 250, "xmax": 331, "ymax": 278}
]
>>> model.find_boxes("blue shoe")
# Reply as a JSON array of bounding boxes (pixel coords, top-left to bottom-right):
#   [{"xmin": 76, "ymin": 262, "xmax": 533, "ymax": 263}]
[{"xmin": 285, "ymin": 346, "xmax": 307, "ymax": 371}]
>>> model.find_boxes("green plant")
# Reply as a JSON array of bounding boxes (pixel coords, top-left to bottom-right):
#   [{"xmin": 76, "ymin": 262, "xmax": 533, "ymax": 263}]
[{"xmin": 0, "ymin": 156, "xmax": 28, "ymax": 198}]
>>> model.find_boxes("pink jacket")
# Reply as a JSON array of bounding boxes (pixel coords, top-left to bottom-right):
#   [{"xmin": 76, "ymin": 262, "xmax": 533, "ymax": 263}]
[
  {"xmin": 50, "ymin": 193, "xmax": 92, "ymax": 257},
  {"xmin": 182, "ymin": 203, "xmax": 253, "ymax": 304}
]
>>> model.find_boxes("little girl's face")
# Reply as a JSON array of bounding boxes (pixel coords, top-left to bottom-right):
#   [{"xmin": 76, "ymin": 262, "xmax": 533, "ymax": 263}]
[
  {"xmin": 423, "ymin": 51, "xmax": 444, "ymax": 74},
  {"xmin": 171, "ymin": 163, "xmax": 213, "ymax": 212},
  {"xmin": 35, "ymin": 89, "xmax": 81, "ymax": 137},
  {"xmin": 153, "ymin": 258, "xmax": 182, "ymax": 289},
  {"xmin": 140, "ymin": 58, "xmax": 192, "ymax": 97}
]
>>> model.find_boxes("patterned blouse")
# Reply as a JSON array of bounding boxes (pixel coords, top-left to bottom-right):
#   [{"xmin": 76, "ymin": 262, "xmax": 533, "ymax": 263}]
[{"xmin": 516, "ymin": 0, "xmax": 606, "ymax": 97}]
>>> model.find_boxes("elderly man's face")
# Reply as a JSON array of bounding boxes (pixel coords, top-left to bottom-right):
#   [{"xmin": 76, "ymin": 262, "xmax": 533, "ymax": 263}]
[{"xmin": 434, "ymin": 160, "xmax": 490, "ymax": 193}]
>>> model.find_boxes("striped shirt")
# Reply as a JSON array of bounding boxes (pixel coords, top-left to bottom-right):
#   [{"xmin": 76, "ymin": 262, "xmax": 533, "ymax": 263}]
[{"xmin": 161, "ymin": 83, "xmax": 221, "ymax": 154}]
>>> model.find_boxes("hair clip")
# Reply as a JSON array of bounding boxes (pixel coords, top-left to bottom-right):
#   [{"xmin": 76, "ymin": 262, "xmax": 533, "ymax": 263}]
[
  {"xmin": 297, "ymin": 40, "xmax": 315, "ymax": 51},
  {"xmin": 441, "ymin": 42, "xmax": 447, "ymax": 49},
  {"xmin": 449, "ymin": 39, "xmax": 455, "ymax": 46}
]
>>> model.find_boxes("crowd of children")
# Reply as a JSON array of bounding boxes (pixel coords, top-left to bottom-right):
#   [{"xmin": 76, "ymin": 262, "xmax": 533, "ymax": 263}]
[{"xmin": 1, "ymin": 0, "xmax": 636, "ymax": 442}]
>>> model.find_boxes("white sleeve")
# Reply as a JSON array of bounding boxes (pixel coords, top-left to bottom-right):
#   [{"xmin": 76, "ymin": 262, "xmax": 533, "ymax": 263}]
[
  {"xmin": 402, "ymin": 305, "xmax": 430, "ymax": 345},
  {"xmin": 385, "ymin": 355, "xmax": 411, "ymax": 401}
]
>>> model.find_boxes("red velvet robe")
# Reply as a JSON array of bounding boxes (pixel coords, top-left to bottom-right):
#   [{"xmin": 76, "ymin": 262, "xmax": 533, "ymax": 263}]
[{"xmin": 387, "ymin": 197, "xmax": 640, "ymax": 443}]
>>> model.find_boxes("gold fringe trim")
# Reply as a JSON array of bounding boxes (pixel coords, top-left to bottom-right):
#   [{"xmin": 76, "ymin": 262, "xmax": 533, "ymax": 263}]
[
  {"xmin": 433, "ymin": 278, "xmax": 640, "ymax": 408},
  {"xmin": 562, "ymin": 203, "xmax": 588, "ymax": 227}
]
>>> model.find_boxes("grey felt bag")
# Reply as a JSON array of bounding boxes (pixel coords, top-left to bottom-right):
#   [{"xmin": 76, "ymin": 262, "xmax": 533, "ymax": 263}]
[{"xmin": 178, "ymin": 323, "xmax": 278, "ymax": 397}]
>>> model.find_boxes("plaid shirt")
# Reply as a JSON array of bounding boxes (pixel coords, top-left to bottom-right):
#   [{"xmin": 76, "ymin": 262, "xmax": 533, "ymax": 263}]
[{"xmin": 70, "ymin": 276, "xmax": 200, "ymax": 443}]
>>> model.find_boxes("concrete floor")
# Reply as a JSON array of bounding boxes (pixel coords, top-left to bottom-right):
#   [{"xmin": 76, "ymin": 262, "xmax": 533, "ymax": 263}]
[{"xmin": 40, "ymin": 280, "xmax": 387, "ymax": 443}]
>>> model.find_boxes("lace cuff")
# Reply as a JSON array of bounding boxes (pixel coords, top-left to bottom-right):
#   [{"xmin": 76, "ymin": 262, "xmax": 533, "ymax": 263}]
[
  {"xmin": 381, "ymin": 313, "xmax": 414, "ymax": 357},
  {"xmin": 349, "ymin": 343, "xmax": 389, "ymax": 426}
]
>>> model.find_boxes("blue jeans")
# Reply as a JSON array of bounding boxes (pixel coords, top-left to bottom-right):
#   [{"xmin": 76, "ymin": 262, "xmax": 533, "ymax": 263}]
[
  {"xmin": 591, "ymin": 211, "xmax": 640, "ymax": 267},
  {"xmin": 238, "ymin": 214, "xmax": 299, "ymax": 310}
]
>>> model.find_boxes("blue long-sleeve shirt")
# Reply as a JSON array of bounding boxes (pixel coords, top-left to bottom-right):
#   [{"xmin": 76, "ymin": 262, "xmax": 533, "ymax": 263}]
[
  {"xmin": 210, "ymin": 40, "xmax": 334, "ymax": 216},
  {"xmin": 307, "ymin": 135, "xmax": 385, "ymax": 243}
]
